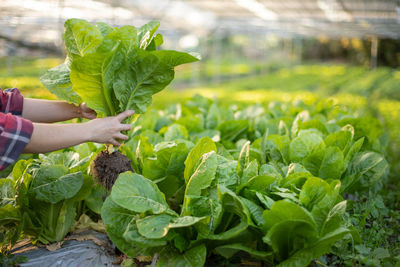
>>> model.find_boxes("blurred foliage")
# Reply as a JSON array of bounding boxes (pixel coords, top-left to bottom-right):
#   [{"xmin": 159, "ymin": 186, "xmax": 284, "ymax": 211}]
[
  {"xmin": 0, "ymin": 57, "xmax": 61, "ymax": 99},
  {"xmin": 302, "ymin": 38, "xmax": 400, "ymax": 68},
  {"xmin": 211, "ymin": 65, "xmax": 400, "ymax": 101}
]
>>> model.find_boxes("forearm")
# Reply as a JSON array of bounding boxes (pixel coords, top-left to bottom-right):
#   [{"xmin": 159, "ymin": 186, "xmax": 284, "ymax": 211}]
[
  {"xmin": 22, "ymin": 110, "xmax": 134, "ymax": 154},
  {"xmin": 23, "ymin": 123, "xmax": 90, "ymax": 153},
  {"xmin": 22, "ymin": 98, "xmax": 80, "ymax": 123}
]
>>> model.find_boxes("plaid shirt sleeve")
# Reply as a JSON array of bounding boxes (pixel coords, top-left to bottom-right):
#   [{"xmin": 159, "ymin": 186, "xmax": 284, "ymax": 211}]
[
  {"xmin": 0, "ymin": 88, "xmax": 33, "ymax": 170},
  {"xmin": 0, "ymin": 88, "xmax": 25, "ymax": 115}
]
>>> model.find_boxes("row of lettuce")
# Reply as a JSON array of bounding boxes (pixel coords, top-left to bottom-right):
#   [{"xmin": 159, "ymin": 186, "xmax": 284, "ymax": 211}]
[
  {"xmin": 219, "ymin": 65, "xmax": 400, "ymax": 101},
  {"xmin": 2, "ymin": 58, "xmax": 400, "ymax": 102},
  {"xmin": 0, "ymin": 95, "xmax": 390, "ymax": 266}
]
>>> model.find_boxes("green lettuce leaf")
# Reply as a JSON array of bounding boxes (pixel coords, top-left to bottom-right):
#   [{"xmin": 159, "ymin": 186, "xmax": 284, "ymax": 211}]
[
  {"xmin": 184, "ymin": 151, "xmax": 218, "ymax": 196},
  {"xmin": 262, "ymin": 200, "xmax": 317, "ymax": 231},
  {"xmin": 41, "ymin": 19, "xmax": 199, "ymax": 117},
  {"xmin": 289, "ymin": 130, "xmax": 324, "ymax": 162},
  {"xmin": 277, "ymin": 227, "xmax": 354, "ymax": 267},
  {"xmin": 111, "ymin": 172, "xmax": 168, "ymax": 214},
  {"xmin": 69, "ymin": 36, "xmax": 122, "ymax": 116},
  {"xmin": 156, "ymin": 244, "xmax": 207, "ymax": 267},
  {"xmin": 63, "ymin": 18, "xmax": 103, "ymax": 57},
  {"xmin": 214, "ymin": 243, "xmax": 273, "ymax": 262},
  {"xmin": 184, "ymin": 137, "xmax": 217, "ymax": 183},
  {"xmin": 101, "ymin": 197, "xmax": 140, "ymax": 257},
  {"xmin": 31, "ymin": 165, "xmax": 83, "ymax": 204},
  {"xmin": 136, "ymin": 214, "xmax": 205, "ymax": 239},
  {"xmin": 181, "ymin": 195, "xmax": 223, "ymax": 234},
  {"xmin": 136, "ymin": 214, "xmax": 175, "ymax": 239},
  {"xmin": 40, "ymin": 62, "xmax": 81, "ymax": 105}
]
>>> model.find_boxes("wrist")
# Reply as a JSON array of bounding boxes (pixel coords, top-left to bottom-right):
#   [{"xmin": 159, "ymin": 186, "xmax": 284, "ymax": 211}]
[
  {"xmin": 80, "ymin": 121, "xmax": 93, "ymax": 142},
  {"xmin": 75, "ymin": 103, "xmax": 83, "ymax": 118}
]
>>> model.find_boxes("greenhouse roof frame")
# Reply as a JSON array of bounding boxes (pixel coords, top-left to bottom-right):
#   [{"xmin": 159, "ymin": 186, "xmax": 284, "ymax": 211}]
[
  {"xmin": 183, "ymin": 0, "xmax": 400, "ymax": 38},
  {"xmin": 0, "ymin": 0, "xmax": 399, "ymax": 52}
]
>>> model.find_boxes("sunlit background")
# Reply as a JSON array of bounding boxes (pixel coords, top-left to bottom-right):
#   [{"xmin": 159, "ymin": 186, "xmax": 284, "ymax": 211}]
[{"xmin": 1, "ymin": 0, "xmax": 399, "ymax": 73}]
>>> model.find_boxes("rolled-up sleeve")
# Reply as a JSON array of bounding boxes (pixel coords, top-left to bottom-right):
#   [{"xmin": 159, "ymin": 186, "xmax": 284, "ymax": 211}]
[
  {"xmin": 0, "ymin": 113, "xmax": 33, "ymax": 170},
  {"xmin": 0, "ymin": 88, "xmax": 25, "ymax": 116},
  {"xmin": 0, "ymin": 88, "xmax": 33, "ymax": 170}
]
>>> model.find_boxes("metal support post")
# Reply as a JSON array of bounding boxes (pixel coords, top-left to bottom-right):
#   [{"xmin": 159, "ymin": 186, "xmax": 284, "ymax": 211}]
[{"xmin": 371, "ymin": 37, "xmax": 378, "ymax": 69}]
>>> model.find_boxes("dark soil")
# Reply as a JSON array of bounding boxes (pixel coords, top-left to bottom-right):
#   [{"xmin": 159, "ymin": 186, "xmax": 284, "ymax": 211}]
[{"xmin": 91, "ymin": 151, "xmax": 133, "ymax": 190}]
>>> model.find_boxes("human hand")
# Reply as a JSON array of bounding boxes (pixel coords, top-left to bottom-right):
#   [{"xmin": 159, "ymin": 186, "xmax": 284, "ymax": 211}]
[
  {"xmin": 78, "ymin": 103, "xmax": 97, "ymax": 120},
  {"xmin": 86, "ymin": 110, "xmax": 134, "ymax": 146}
]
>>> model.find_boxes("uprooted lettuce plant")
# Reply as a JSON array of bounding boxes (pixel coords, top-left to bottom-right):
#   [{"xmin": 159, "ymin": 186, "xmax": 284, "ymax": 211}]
[{"xmin": 41, "ymin": 18, "xmax": 199, "ymax": 189}]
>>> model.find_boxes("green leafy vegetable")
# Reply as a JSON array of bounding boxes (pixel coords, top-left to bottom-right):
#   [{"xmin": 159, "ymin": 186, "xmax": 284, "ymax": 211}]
[
  {"xmin": 41, "ymin": 19, "xmax": 199, "ymax": 116},
  {"xmin": 1, "ymin": 152, "xmax": 95, "ymax": 245}
]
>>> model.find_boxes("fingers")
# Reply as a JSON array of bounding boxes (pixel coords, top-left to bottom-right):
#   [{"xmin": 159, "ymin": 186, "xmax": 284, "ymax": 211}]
[
  {"xmin": 80, "ymin": 103, "xmax": 94, "ymax": 112},
  {"xmin": 108, "ymin": 139, "xmax": 121, "ymax": 147},
  {"xmin": 79, "ymin": 103, "xmax": 97, "ymax": 120},
  {"xmin": 116, "ymin": 110, "xmax": 135, "ymax": 122},
  {"xmin": 119, "ymin": 124, "xmax": 132, "ymax": 131},
  {"xmin": 87, "ymin": 111, "xmax": 134, "ymax": 145},
  {"xmin": 85, "ymin": 112, "xmax": 97, "ymax": 120},
  {"xmin": 115, "ymin": 133, "xmax": 129, "ymax": 141},
  {"xmin": 109, "ymin": 121, "xmax": 130, "ymax": 145}
]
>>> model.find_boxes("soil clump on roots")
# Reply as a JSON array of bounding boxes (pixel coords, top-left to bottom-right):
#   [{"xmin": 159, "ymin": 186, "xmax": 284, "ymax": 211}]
[{"xmin": 92, "ymin": 151, "xmax": 133, "ymax": 190}]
